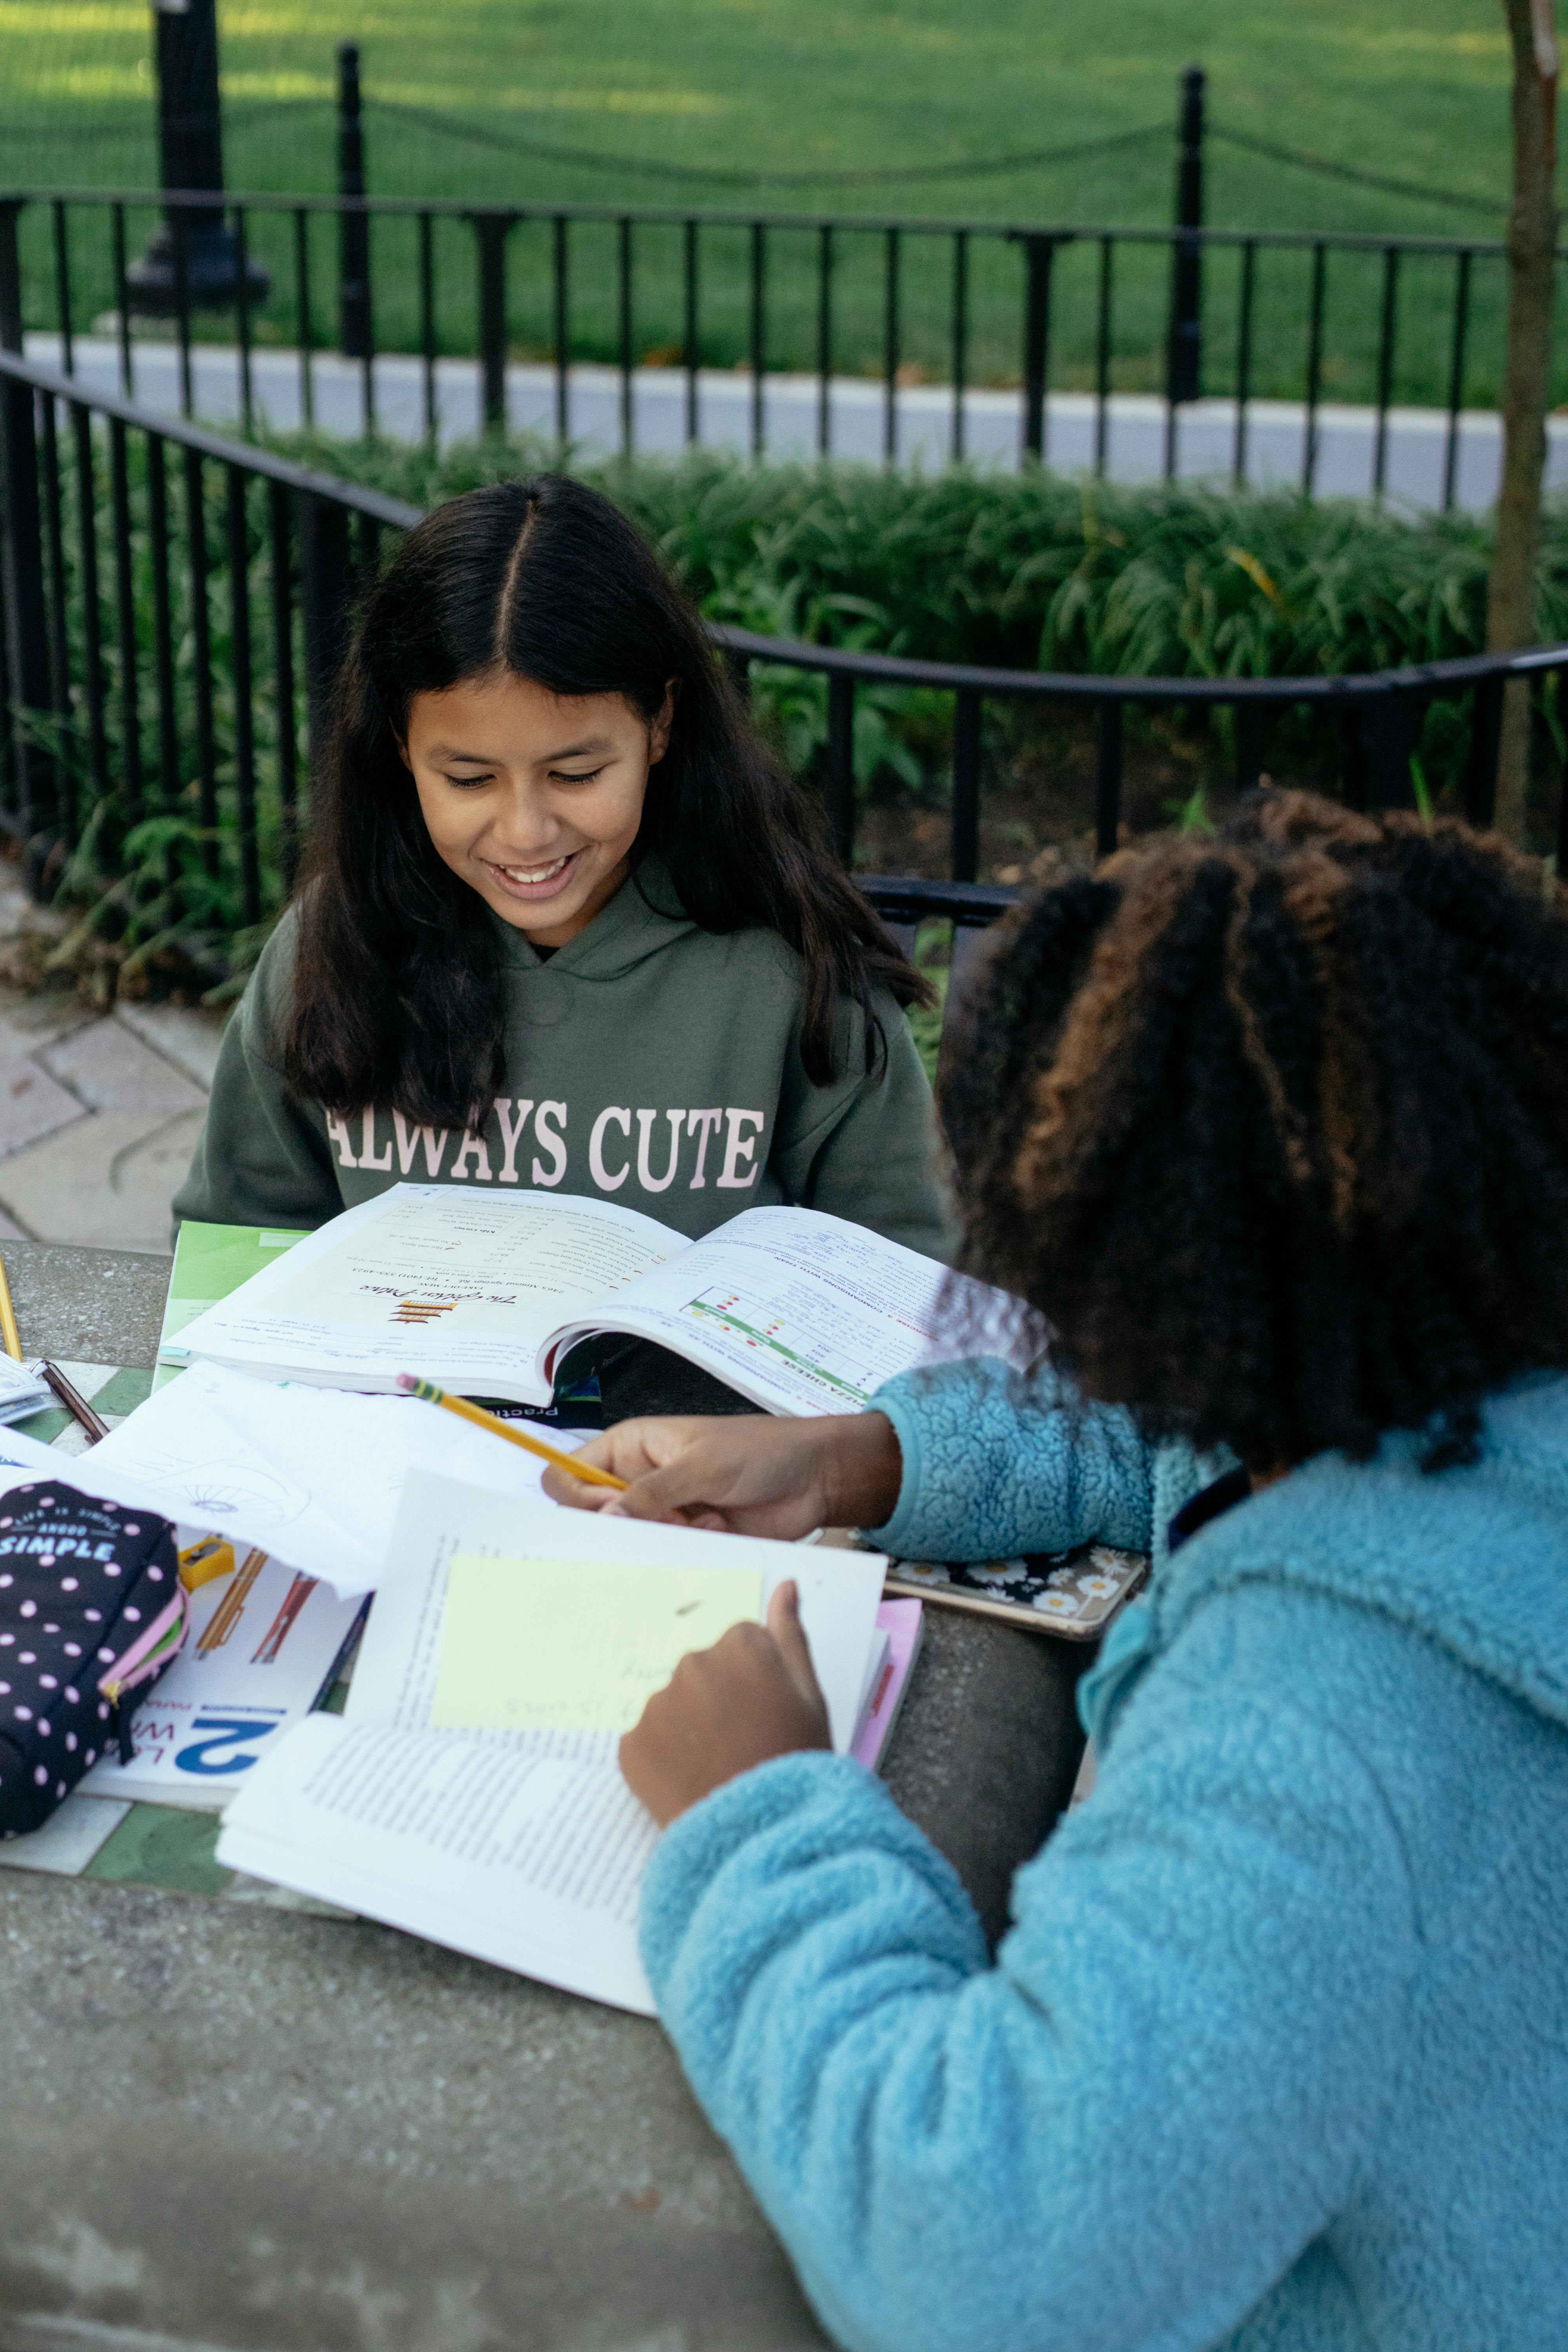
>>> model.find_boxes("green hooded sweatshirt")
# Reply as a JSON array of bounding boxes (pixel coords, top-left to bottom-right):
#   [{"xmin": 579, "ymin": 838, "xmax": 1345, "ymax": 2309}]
[{"xmin": 173, "ymin": 864, "xmax": 949, "ymax": 1256}]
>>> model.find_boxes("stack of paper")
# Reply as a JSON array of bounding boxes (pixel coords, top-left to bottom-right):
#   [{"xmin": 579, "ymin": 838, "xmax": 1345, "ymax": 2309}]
[
  {"xmin": 218, "ymin": 1472, "xmax": 890, "ymax": 2013},
  {"xmin": 0, "ymin": 1357, "xmax": 55, "ymax": 1425}
]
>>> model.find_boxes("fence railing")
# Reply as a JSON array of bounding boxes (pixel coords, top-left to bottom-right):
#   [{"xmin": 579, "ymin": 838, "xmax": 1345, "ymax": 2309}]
[
  {"xmin": 1, "ymin": 349, "xmax": 1565, "ymax": 980},
  {"xmin": 2, "ymin": 188, "xmax": 1558, "ymax": 501}
]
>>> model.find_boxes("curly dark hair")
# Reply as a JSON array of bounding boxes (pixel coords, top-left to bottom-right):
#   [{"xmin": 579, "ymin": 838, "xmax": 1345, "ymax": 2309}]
[{"xmin": 940, "ymin": 790, "xmax": 1568, "ymax": 1472}]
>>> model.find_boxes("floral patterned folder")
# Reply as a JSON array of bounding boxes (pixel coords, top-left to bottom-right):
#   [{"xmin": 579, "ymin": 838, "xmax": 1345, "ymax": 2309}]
[{"xmin": 881, "ymin": 1543, "xmax": 1149, "ymax": 1640}]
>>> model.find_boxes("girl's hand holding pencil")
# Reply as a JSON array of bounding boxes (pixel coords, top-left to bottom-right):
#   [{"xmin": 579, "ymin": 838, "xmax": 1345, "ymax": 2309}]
[
  {"xmin": 397, "ymin": 1375, "xmax": 627, "ymax": 1492},
  {"xmin": 541, "ymin": 1410, "xmax": 904, "ymax": 1537}
]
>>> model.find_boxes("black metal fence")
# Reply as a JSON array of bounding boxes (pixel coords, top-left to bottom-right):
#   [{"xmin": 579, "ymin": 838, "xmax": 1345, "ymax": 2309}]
[
  {"xmin": 2, "ymin": 348, "xmax": 1565, "ymax": 980},
  {"xmin": 2, "ymin": 186, "xmax": 1559, "ymax": 502},
  {"xmin": 0, "ymin": 346, "xmax": 417, "ymax": 942}
]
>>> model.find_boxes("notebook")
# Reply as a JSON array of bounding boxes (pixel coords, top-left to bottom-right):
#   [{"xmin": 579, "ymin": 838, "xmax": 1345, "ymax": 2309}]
[
  {"xmin": 216, "ymin": 1471, "xmax": 889, "ymax": 2012},
  {"xmin": 883, "ymin": 1545, "xmax": 1149, "ymax": 1638},
  {"xmin": 77, "ymin": 1547, "xmax": 368, "ymax": 1812},
  {"xmin": 154, "ymin": 1220, "xmax": 308, "ymax": 1390},
  {"xmin": 171, "ymin": 1186, "xmax": 1024, "ymax": 1414},
  {"xmin": 852, "ymin": 1597, "xmax": 924, "ymax": 1768}
]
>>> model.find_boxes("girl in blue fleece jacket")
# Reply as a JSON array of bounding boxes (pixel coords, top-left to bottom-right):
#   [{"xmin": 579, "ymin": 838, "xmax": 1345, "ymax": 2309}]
[{"xmin": 548, "ymin": 793, "xmax": 1568, "ymax": 2352}]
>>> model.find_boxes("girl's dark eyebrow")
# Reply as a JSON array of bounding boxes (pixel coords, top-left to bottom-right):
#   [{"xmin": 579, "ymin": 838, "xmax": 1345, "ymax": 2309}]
[{"xmin": 426, "ymin": 737, "xmax": 617, "ymax": 763}]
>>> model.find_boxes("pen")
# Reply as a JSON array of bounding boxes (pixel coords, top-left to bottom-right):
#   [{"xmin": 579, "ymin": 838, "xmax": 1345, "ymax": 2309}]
[
  {"xmin": 0, "ymin": 1251, "xmax": 21, "ymax": 1362},
  {"xmin": 38, "ymin": 1360, "xmax": 110, "ymax": 1446},
  {"xmin": 397, "ymin": 1374, "xmax": 628, "ymax": 1492}
]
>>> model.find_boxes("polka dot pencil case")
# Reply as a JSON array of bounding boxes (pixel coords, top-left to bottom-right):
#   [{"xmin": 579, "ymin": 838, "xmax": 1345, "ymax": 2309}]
[{"xmin": 0, "ymin": 1482, "xmax": 187, "ymax": 1837}]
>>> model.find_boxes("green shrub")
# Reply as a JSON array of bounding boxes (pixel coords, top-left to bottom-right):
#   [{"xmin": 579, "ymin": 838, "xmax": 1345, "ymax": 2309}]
[
  {"xmin": 18, "ymin": 425, "xmax": 1568, "ymax": 1008},
  {"xmin": 274, "ymin": 431, "xmax": 1568, "ymax": 855},
  {"xmin": 276, "ymin": 430, "xmax": 1538, "ymax": 678}
]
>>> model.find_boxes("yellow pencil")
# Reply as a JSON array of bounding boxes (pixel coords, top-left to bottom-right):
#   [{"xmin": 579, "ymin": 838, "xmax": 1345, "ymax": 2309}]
[
  {"xmin": 0, "ymin": 1251, "xmax": 22, "ymax": 1363},
  {"xmin": 397, "ymin": 1374, "xmax": 628, "ymax": 1492}
]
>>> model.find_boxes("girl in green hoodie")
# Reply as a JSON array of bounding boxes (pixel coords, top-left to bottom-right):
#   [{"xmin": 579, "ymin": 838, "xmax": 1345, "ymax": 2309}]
[{"xmin": 175, "ymin": 478, "xmax": 948, "ymax": 1395}]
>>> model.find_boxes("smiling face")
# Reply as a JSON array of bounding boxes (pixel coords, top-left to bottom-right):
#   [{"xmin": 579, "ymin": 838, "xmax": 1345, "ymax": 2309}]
[{"xmin": 401, "ymin": 668, "xmax": 673, "ymax": 947}]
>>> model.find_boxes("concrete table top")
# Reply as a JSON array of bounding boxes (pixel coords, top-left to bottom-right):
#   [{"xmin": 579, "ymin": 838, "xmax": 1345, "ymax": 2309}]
[{"xmin": 0, "ymin": 1242, "xmax": 1086, "ymax": 2352}]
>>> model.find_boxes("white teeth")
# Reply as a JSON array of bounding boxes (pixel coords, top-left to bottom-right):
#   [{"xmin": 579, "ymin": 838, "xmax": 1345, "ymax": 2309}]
[{"xmin": 499, "ymin": 855, "xmax": 571, "ymax": 884}]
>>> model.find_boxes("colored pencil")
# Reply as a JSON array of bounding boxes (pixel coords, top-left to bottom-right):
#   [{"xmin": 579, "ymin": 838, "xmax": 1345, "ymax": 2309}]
[
  {"xmin": 0, "ymin": 1251, "xmax": 20, "ymax": 1362},
  {"xmin": 39, "ymin": 1360, "xmax": 110, "ymax": 1445},
  {"xmin": 397, "ymin": 1374, "xmax": 627, "ymax": 1492}
]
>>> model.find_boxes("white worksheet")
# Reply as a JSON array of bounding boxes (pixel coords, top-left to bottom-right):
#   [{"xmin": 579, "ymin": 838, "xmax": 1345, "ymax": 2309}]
[{"xmin": 58, "ymin": 1360, "xmax": 597, "ymax": 1594}]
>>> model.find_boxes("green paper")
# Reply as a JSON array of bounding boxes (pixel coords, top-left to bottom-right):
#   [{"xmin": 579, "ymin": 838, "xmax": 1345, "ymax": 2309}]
[
  {"xmin": 431, "ymin": 1553, "xmax": 762, "ymax": 1735},
  {"xmin": 89, "ymin": 1366, "xmax": 155, "ymax": 1418},
  {"xmin": 159, "ymin": 1221, "xmax": 310, "ymax": 1375},
  {"xmin": 84, "ymin": 1803, "xmax": 232, "ymax": 1898}
]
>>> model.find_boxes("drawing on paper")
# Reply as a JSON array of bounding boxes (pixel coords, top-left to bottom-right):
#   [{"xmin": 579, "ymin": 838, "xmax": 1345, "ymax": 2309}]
[{"xmin": 129, "ymin": 1449, "xmax": 306, "ymax": 1530}]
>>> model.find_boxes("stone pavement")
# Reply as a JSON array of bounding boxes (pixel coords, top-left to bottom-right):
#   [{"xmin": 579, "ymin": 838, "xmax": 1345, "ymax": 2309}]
[{"xmin": 0, "ymin": 881, "xmax": 223, "ymax": 1258}]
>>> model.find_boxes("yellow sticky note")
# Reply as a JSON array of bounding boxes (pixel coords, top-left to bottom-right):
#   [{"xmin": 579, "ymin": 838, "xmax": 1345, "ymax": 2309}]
[{"xmin": 430, "ymin": 1553, "xmax": 764, "ymax": 1735}]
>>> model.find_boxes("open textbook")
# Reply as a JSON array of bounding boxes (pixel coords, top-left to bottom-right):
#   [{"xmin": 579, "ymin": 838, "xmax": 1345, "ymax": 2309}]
[
  {"xmin": 217, "ymin": 1471, "xmax": 888, "ymax": 2012},
  {"xmin": 172, "ymin": 1186, "xmax": 1023, "ymax": 1413}
]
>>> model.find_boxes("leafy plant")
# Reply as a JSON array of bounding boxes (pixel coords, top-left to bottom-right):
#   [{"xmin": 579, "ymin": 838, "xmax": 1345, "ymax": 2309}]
[{"xmin": 13, "ymin": 419, "xmax": 1568, "ymax": 1003}]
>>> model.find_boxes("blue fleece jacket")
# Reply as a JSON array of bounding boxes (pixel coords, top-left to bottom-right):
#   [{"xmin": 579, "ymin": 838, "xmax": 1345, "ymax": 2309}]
[{"xmin": 640, "ymin": 1358, "xmax": 1568, "ymax": 2352}]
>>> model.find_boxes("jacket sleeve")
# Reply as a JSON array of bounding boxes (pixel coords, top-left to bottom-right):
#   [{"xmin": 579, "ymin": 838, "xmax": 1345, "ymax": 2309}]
[
  {"xmin": 641, "ymin": 1593, "xmax": 1417, "ymax": 2352},
  {"xmin": 171, "ymin": 916, "xmax": 342, "ymax": 1232},
  {"xmin": 770, "ymin": 989, "xmax": 951, "ymax": 1261},
  {"xmin": 864, "ymin": 1356, "xmax": 1157, "ymax": 1561}
]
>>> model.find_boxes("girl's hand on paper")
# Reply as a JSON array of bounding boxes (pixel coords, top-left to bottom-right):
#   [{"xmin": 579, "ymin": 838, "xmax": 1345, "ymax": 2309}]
[
  {"xmin": 619, "ymin": 1578, "xmax": 831, "ymax": 1826},
  {"xmin": 543, "ymin": 1411, "xmax": 903, "ymax": 1539}
]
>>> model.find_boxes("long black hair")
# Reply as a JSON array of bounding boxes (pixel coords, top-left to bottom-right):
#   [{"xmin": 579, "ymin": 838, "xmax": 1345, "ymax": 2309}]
[
  {"xmin": 942, "ymin": 791, "xmax": 1568, "ymax": 1472},
  {"xmin": 284, "ymin": 474, "xmax": 928, "ymax": 1128}
]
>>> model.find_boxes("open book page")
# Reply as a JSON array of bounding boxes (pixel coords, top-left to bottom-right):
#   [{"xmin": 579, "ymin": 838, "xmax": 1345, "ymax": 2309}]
[
  {"xmin": 217, "ymin": 1715, "xmax": 659, "ymax": 2013},
  {"xmin": 176, "ymin": 1185, "xmax": 687, "ymax": 1405},
  {"xmin": 218, "ymin": 1473, "xmax": 887, "ymax": 2011},
  {"xmin": 349, "ymin": 1470, "xmax": 888, "ymax": 1756},
  {"xmin": 546, "ymin": 1205, "xmax": 1024, "ymax": 1416}
]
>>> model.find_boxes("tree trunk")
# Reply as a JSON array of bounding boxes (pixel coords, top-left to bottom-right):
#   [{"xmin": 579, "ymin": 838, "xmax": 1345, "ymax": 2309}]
[{"xmin": 1488, "ymin": 0, "xmax": 1559, "ymax": 843}]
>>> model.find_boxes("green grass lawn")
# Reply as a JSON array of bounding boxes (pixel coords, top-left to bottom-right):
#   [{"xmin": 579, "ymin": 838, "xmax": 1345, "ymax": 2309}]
[{"xmin": 3, "ymin": 0, "xmax": 1559, "ymax": 406}]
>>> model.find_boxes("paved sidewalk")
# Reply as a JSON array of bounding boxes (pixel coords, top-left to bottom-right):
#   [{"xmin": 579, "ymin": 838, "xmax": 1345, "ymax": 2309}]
[
  {"xmin": 29, "ymin": 329, "xmax": 1566, "ymax": 515},
  {"xmin": 0, "ymin": 881, "xmax": 223, "ymax": 1257}
]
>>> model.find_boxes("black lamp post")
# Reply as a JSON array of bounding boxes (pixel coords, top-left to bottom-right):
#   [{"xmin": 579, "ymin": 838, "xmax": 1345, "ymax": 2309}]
[
  {"xmin": 127, "ymin": 0, "xmax": 270, "ymax": 316},
  {"xmin": 1165, "ymin": 63, "xmax": 1205, "ymax": 405},
  {"xmin": 337, "ymin": 43, "xmax": 372, "ymax": 358}
]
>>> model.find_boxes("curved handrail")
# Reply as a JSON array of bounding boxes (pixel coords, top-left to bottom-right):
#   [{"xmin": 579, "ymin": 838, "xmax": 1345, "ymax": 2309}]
[
  {"xmin": 710, "ymin": 620, "xmax": 1568, "ymax": 704},
  {"xmin": 9, "ymin": 347, "xmax": 1556, "ymax": 713}
]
